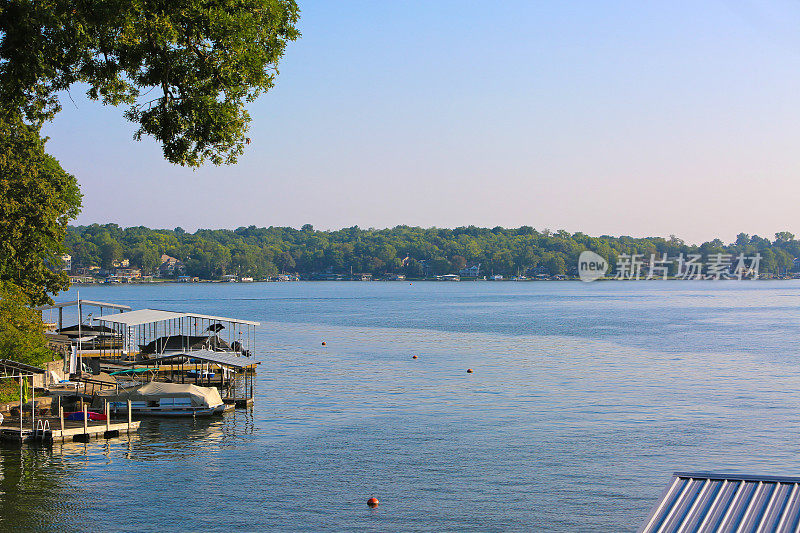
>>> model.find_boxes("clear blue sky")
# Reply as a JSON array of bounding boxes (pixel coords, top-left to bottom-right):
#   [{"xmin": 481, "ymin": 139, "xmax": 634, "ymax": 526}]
[{"xmin": 42, "ymin": 0, "xmax": 800, "ymax": 244}]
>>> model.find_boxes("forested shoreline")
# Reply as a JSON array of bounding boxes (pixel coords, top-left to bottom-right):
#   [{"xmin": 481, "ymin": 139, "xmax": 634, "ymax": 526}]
[{"xmin": 65, "ymin": 224, "xmax": 800, "ymax": 279}]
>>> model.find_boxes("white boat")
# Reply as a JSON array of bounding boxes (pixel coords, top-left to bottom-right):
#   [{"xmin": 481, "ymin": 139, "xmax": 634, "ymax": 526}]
[{"xmin": 99, "ymin": 382, "xmax": 226, "ymax": 417}]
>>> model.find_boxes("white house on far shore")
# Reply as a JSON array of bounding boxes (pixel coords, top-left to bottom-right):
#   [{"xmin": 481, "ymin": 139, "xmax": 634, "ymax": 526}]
[{"xmin": 459, "ymin": 263, "xmax": 481, "ymax": 277}]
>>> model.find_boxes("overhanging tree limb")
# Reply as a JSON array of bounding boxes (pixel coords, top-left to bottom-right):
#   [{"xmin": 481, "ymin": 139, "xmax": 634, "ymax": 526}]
[{"xmin": 0, "ymin": 0, "xmax": 300, "ymax": 166}]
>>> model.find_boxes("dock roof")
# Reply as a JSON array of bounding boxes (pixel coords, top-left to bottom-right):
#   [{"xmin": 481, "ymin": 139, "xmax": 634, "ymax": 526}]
[
  {"xmin": 640, "ymin": 472, "xmax": 800, "ymax": 532},
  {"xmin": 95, "ymin": 309, "xmax": 185, "ymax": 326},
  {"xmin": 95, "ymin": 309, "xmax": 260, "ymax": 327},
  {"xmin": 0, "ymin": 359, "xmax": 46, "ymax": 374},
  {"xmin": 182, "ymin": 312, "xmax": 260, "ymax": 327},
  {"xmin": 35, "ymin": 299, "xmax": 131, "ymax": 311},
  {"xmin": 139, "ymin": 349, "xmax": 260, "ymax": 370}
]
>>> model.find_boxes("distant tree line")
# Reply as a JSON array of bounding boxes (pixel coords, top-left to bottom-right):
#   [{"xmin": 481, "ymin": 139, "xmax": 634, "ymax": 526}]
[{"xmin": 65, "ymin": 224, "xmax": 800, "ymax": 279}]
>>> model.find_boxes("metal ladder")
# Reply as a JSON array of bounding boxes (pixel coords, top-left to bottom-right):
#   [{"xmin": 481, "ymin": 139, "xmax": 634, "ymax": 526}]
[{"xmin": 35, "ymin": 419, "xmax": 50, "ymax": 440}]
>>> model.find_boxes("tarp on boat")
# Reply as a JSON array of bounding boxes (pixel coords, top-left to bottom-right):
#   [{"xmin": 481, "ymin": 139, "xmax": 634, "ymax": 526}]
[
  {"xmin": 58, "ymin": 324, "xmax": 116, "ymax": 335},
  {"xmin": 98, "ymin": 382, "xmax": 223, "ymax": 408},
  {"xmin": 138, "ymin": 334, "xmax": 231, "ymax": 354}
]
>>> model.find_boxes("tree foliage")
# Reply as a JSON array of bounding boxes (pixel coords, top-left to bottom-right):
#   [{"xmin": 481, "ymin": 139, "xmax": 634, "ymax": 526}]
[
  {"xmin": 0, "ymin": 0, "xmax": 301, "ymax": 165},
  {"xmin": 0, "ymin": 114, "xmax": 81, "ymax": 305},
  {"xmin": 0, "ymin": 281, "xmax": 52, "ymax": 367},
  {"xmin": 65, "ymin": 224, "xmax": 800, "ymax": 279}
]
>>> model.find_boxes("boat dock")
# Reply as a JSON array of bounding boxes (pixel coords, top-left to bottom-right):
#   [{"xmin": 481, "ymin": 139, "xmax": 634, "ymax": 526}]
[
  {"xmin": 0, "ymin": 299, "xmax": 264, "ymax": 447},
  {"xmin": 0, "ymin": 403, "xmax": 140, "ymax": 444},
  {"xmin": 223, "ymin": 397, "xmax": 254, "ymax": 408}
]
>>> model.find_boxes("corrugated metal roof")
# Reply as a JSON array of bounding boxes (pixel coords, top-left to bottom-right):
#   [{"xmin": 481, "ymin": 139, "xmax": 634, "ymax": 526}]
[
  {"xmin": 184, "ymin": 312, "xmax": 260, "ymax": 326},
  {"xmin": 143, "ymin": 349, "xmax": 260, "ymax": 369},
  {"xmin": 95, "ymin": 309, "xmax": 260, "ymax": 327},
  {"xmin": 640, "ymin": 472, "xmax": 800, "ymax": 533},
  {"xmin": 95, "ymin": 309, "xmax": 186, "ymax": 326}
]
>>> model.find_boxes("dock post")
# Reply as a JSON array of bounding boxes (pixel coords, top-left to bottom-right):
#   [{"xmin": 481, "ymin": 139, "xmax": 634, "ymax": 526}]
[
  {"xmin": 82, "ymin": 404, "xmax": 88, "ymax": 438},
  {"xmin": 19, "ymin": 376, "xmax": 22, "ymax": 441},
  {"xmin": 31, "ymin": 374, "xmax": 35, "ymax": 434},
  {"xmin": 59, "ymin": 405, "xmax": 65, "ymax": 443},
  {"xmin": 127, "ymin": 399, "xmax": 132, "ymax": 433},
  {"xmin": 105, "ymin": 401, "xmax": 110, "ymax": 433}
]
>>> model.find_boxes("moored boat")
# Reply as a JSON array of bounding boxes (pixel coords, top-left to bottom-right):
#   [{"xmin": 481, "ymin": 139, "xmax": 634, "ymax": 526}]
[{"xmin": 98, "ymin": 382, "xmax": 226, "ymax": 417}]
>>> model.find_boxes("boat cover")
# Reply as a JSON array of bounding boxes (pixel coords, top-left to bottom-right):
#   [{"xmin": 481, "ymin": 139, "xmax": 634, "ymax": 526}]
[
  {"xmin": 98, "ymin": 382, "xmax": 223, "ymax": 408},
  {"xmin": 138, "ymin": 334, "xmax": 231, "ymax": 354}
]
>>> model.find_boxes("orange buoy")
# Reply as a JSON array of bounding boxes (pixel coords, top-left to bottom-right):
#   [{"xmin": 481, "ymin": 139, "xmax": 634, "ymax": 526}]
[
  {"xmin": 412, "ymin": 355, "xmax": 418, "ymax": 359},
  {"xmin": 321, "ymin": 341, "xmax": 326, "ymax": 346},
  {"xmin": 466, "ymin": 368, "xmax": 473, "ymax": 373},
  {"xmin": 367, "ymin": 497, "xmax": 379, "ymax": 508}
]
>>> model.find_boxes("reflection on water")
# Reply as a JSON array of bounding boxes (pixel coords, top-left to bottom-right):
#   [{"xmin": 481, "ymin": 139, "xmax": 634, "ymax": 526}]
[
  {"xmin": 0, "ymin": 446, "xmax": 71, "ymax": 532},
  {"xmin": 1, "ymin": 281, "xmax": 799, "ymax": 531}
]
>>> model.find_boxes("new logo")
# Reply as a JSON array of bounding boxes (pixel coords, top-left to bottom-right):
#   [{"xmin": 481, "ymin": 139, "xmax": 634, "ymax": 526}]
[{"xmin": 578, "ymin": 250, "xmax": 607, "ymax": 282}]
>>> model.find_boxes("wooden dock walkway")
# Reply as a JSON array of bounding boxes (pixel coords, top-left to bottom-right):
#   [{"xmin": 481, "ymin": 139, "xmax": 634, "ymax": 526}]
[
  {"xmin": 0, "ymin": 402, "xmax": 139, "ymax": 444},
  {"xmin": 0, "ymin": 420, "xmax": 141, "ymax": 443}
]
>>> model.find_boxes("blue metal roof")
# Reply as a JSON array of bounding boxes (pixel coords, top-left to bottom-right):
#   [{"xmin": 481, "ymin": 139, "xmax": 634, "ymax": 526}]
[{"xmin": 640, "ymin": 472, "xmax": 800, "ymax": 532}]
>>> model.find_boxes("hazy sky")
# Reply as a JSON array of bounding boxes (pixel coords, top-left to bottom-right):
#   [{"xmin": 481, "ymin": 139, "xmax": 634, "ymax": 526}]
[{"xmin": 42, "ymin": 1, "xmax": 800, "ymax": 244}]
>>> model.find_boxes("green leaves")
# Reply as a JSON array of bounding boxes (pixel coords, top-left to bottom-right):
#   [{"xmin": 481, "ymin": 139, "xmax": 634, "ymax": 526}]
[
  {"xmin": 0, "ymin": 0, "xmax": 300, "ymax": 166},
  {"xmin": 0, "ymin": 281, "xmax": 52, "ymax": 366},
  {"xmin": 0, "ymin": 114, "xmax": 81, "ymax": 305}
]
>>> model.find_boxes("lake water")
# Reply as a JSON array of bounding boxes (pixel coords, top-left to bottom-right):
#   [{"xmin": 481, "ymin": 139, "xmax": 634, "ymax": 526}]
[{"xmin": 3, "ymin": 280, "xmax": 800, "ymax": 532}]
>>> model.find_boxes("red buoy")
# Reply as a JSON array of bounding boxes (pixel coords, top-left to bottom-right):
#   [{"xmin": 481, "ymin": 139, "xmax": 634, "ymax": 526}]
[
  {"xmin": 466, "ymin": 368, "xmax": 473, "ymax": 373},
  {"xmin": 412, "ymin": 355, "xmax": 418, "ymax": 359},
  {"xmin": 321, "ymin": 341, "xmax": 326, "ymax": 346},
  {"xmin": 367, "ymin": 497, "xmax": 379, "ymax": 508}
]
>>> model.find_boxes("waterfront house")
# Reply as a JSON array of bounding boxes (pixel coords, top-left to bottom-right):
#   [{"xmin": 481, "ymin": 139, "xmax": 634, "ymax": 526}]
[
  {"xmin": 73, "ymin": 266, "xmax": 101, "ymax": 277},
  {"xmin": 114, "ymin": 268, "xmax": 141, "ymax": 280},
  {"xmin": 159, "ymin": 254, "xmax": 184, "ymax": 277},
  {"xmin": 458, "ymin": 263, "xmax": 481, "ymax": 278}
]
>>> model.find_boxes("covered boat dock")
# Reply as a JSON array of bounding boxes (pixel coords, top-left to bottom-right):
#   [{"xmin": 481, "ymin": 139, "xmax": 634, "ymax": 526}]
[
  {"xmin": 119, "ymin": 349, "xmax": 260, "ymax": 407},
  {"xmin": 94, "ymin": 308, "xmax": 259, "ymax": 362}
]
